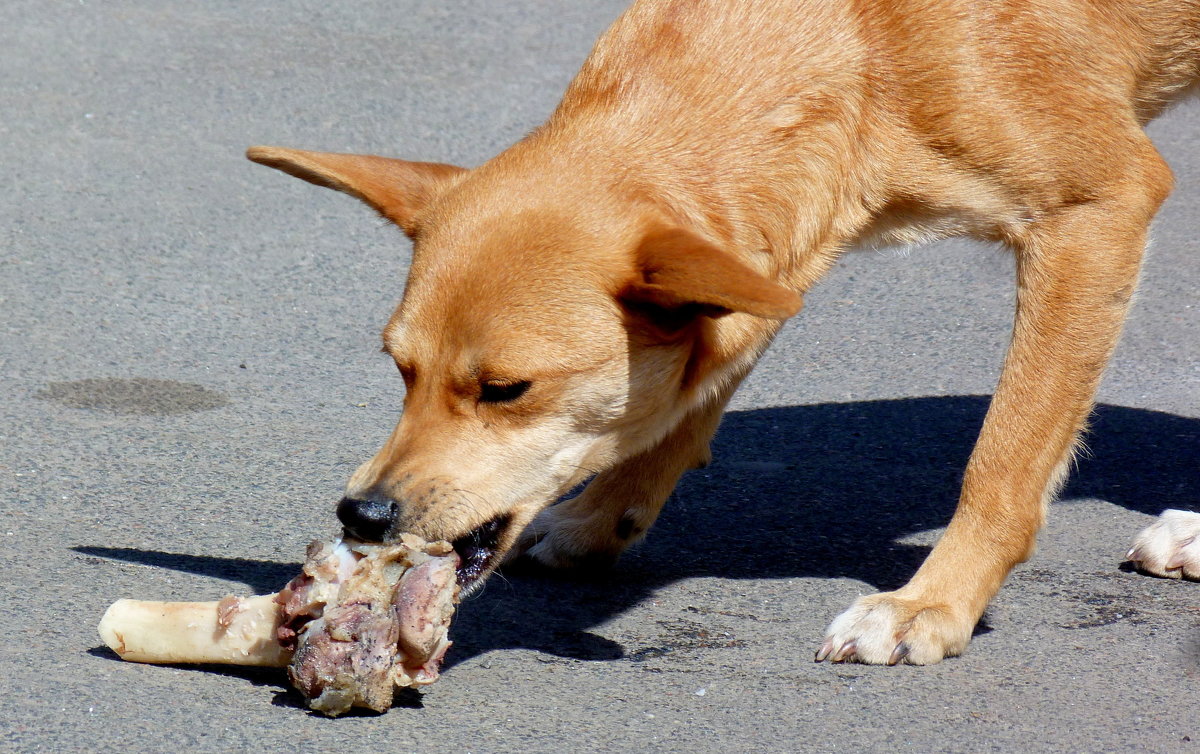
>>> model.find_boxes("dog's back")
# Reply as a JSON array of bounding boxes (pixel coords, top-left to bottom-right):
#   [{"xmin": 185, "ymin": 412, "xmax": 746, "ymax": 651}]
[{"xmin": 539, "ymin": 0, "xmax": 1200, "ymax": 263}]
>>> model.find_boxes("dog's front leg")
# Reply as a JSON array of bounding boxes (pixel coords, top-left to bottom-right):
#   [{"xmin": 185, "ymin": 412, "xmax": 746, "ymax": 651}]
[
  {"xmin": 820, "ymin": 146, "xmax": 1174, "ymax": 665},
  {"xmin": 513, "ymin": 393, "xmax": 731, "ymax": 570}
]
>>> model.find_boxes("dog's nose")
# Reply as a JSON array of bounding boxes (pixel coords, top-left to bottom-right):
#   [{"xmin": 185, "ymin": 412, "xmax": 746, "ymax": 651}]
[{"xmin": 336, "ymin": 496, "xmax": 398, "ymax": 542}]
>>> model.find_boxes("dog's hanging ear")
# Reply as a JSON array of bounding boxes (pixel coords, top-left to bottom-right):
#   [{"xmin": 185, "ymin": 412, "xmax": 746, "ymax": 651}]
[
  {"xmin": 246, "ymin": 146, "xmax": 466, "ymax": 237},
  {"xmin": 620, "ymin": 225, "xmax": 802, "ymax": 333}
]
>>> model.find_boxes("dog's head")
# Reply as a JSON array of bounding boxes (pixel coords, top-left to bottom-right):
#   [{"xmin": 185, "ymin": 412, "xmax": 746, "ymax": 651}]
[{"xmin": 248, "ymin": 145, "xmax": 800, "ymax": 590}]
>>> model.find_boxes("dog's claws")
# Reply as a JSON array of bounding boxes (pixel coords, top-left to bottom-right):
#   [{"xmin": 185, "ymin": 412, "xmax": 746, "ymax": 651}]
[
  {"xmin": 1125, "ymin": 547, "xmax": 1140, "ymax": 562},
  {"xmin": 815, "ymin": 640, "xmax": 834, "ymax": 662},
  {"xmin": 887, "ymin": 641, "xmax": 910, "ymax": 666},
  {"xmin": 830, "ymin": 640, "xmax": 857, "ymax": 663}
]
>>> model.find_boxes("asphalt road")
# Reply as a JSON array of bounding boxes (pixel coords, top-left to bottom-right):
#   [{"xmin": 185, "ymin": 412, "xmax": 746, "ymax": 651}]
[{"xmin": 1, "ymin": 2, "xmax": 1197, "ymax": 752}]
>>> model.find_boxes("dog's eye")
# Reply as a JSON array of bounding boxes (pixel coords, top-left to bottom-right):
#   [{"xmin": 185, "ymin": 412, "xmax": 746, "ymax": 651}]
[{"xmin": 479, "ymin": 380, "xmax": 531, "ymax": 404}]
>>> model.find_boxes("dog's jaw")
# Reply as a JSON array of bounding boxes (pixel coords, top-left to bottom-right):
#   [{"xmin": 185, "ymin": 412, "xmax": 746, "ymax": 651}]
[
  {"xmin": 446, "ymin": 461, "xmax": 610, "ymax": 594},
  {"xmin": 450, "ymin": 514, "xmax": 512, "ymax": 594}
]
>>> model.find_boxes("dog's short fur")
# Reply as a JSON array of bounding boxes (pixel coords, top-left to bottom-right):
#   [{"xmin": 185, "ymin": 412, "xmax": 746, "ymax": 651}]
[
  {"xmin": 1128, "ymin": 510, "xmax": 1200, "ymax": 579},
  {"xmin": 248, "ymin": 0, "xmax": 1200, "ymax": 664}
]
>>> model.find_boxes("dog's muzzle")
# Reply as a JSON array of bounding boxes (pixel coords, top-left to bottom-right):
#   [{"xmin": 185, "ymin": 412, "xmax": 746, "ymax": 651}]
[{"xmin": 336, "ymin": 496, "xmax": 510, "ymax": 590}]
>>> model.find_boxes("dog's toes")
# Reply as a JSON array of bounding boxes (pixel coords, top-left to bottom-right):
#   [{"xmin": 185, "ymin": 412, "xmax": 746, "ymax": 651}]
[
  {"xmin": 503, "ymin": 520, "xmax": 543, "ymax": 565},
  {"xmin": 506, "ymin": 505, "xmax": 624, "ymax": 572},
  {"xmin": 522, "ymin": 536, "xmax": 579, "ymax": 569},
  {"xmin": 829, "ymin": 639, "xmax": 857, "ymax": 663},
  {"xmin": 814, "ymin": 639, "xmax": 834, "ymax": 662},
  {"xmin": 887, "ymin": 640, "xmax": 910, "ymax": 666},
  {"xmin": 817, "ymin": 592, "xmax": 972, "ymax": 666},
  {"xmin": 1126, "ymin": 510, "xmax": 1200, "ymax": 580},
  {"xmin": 524, "ymin": 536, "xmax": 620, "ymax": 571},
  {"xmin": 509, "ymin": 510, "xmax": 576, "ymax": 569}
]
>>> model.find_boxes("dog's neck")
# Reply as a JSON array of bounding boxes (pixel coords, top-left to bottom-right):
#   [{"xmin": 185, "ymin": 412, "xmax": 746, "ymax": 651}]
[{"xmin": 521, "ymin": 2, "xmax": 893, "ymax": 295}]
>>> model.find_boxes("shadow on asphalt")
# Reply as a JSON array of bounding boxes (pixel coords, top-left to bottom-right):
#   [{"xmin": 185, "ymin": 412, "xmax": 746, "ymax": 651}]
[
  {"xmin": 86, "ymin": 640, "xmax": 424, "ymax": 715},
  {"xmin": 73, "ymin": 548, "xmax": 299, "ymax": 594},
  {"xmin": 78, "ymin": 395, "xmax": 1199, "ymax": 672}
]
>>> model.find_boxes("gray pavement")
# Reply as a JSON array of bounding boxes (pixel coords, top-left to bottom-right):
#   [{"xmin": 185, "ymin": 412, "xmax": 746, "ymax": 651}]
[{"xmin": 1, "ymin": 2, "xmax": 1197, "ymax": 752}]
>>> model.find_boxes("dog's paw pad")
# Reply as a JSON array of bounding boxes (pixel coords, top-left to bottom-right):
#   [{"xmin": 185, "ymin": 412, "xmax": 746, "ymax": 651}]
[
  {"xmin": 816, "ymin": 592, "xmax": 972, "ymax": 666},
  {"xmin": 1126, "ymin": 509, "xmax": 1200, "ymax": 580}
]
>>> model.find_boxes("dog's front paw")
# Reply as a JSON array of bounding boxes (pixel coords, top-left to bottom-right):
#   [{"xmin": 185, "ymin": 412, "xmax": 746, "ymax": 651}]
[
  {"xmin": 816, "ymin": 592, "xmax": 973, "ymax": 666},
  {"xmin": 1126, "ymin": 509, "xmax": 1200, "ymax": 580},
  {"xmin": 506, "ymin": 503, "xmax": 628, "ymax": 571}
]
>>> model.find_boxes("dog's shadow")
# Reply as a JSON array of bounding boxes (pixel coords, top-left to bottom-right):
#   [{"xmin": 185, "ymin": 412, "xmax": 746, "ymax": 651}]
[{"xmin": 78, "ymin": 395, "xmax": 1198, "ymax": 670}]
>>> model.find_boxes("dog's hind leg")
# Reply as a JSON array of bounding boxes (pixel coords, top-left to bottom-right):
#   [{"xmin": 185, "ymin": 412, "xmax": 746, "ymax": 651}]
[
  {"xmin": 512, "ymin": 392, "xmax": 731, "ymax": 570},
  {"xmin": 819, "ymin": 136, "xmax": 1175, "ymax": 665}
]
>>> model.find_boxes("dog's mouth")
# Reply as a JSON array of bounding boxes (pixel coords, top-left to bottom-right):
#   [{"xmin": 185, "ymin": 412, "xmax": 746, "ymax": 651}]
[{"xmin": 450, "ymin": 514, "xmax": 511, "ymax": 592}]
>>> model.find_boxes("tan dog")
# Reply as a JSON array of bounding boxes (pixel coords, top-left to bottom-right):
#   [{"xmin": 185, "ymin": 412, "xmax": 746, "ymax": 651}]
[{"xmin": 247, "ymin": 0, "xmax": 1200, "ymax": 665}]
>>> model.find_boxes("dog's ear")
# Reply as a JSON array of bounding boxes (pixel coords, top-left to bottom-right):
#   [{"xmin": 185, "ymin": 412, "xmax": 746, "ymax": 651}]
[
  {"xmin": 620, "ymin": 225, "xmax": 802, "ymax": 332},
  {"xmin": 246, "ymin": 146, "xmax": 465, "ymax": 237}
]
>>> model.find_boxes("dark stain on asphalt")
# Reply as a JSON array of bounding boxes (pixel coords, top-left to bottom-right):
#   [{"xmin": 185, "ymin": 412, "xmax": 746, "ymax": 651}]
[
  {"xmin": 1016, "ymin": 567, "xmax": 1195, "ymax": 631},
  {"xmin": 35, "ymin": 377, "xmax": 229, "ymax": 415},
  {"xmin": 684, "ymin": 604, "xmax": 791, "ymax": 623},
  {"xmin": 629, "ymin": 618, "xmax": 747, "ymax": 664},
  {"xmin": 1059, "ymin": 597, "xmax": 1145, "ymax": 630}
]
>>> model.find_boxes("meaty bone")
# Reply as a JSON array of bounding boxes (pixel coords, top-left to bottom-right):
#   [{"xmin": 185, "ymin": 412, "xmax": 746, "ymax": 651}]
[{"xmin": 97, "ymin": 535, "xmax": 460, "ymax": 716}]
